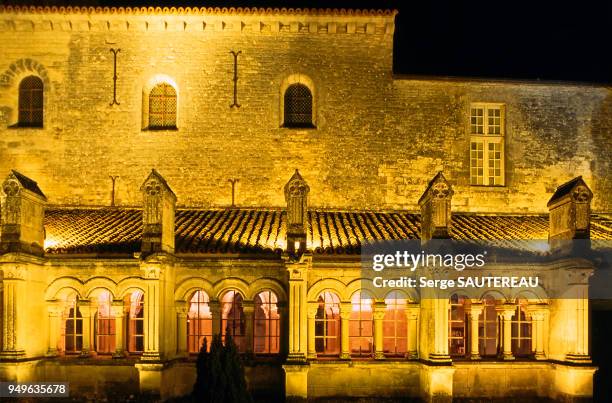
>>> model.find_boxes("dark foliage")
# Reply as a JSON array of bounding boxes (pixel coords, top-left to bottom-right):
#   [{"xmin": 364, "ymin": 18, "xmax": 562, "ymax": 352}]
[{"xmin": 193, "ymin": 334, "xmax": 253, "ymax": 403}]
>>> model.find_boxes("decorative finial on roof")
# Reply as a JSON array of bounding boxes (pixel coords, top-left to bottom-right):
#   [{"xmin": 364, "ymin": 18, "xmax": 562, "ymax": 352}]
[
  {"xmin": 418, "ymin": 171, "xmax": 453, "ymax": 243},
  {"xmin": 284, "ymin": 169, "xmax": 309, "ymax": 256}
]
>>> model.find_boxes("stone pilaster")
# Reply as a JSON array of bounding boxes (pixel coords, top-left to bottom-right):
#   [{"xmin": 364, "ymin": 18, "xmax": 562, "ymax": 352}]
[
  {"xmin": 285, "ymin": 254, "xmax": 310, "ymax": 363},
  {"xmin": 0, "ymin": 269, "xmax": 26, "ymax": 359}
]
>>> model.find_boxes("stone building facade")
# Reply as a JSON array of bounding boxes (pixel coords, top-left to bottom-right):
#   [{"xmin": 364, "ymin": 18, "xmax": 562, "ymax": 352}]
[{"xmin": 0, "ymin": 5, "xmax": 611, "ymax": 402}]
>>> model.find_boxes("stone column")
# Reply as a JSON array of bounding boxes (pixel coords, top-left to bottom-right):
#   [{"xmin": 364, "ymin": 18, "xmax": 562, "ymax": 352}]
[
  {"xmin": 406, "ymin": 304, "xmax": 419, "ymax": 359},
  {"xmin": 340, "ymin": 302, "xmax": 351, "ymax": 359},
  {"xmin": 277, "ymin": 302, "xmax": 288, "ymax": 356},
  {"xmin": 210, "ymin": 300, "xmax": 221, "ymax": 336},
  {"xmin": 528, "ymin": 308, "xmax": 546, "ymax": 360},
  {"xmin": 79, "ymin": 300, "xmax": 92, "ymax": 357},
  {"xmin": 243, "ymin": 301, "xmax": 255, "ymax": 355},
  {"xmin": 497, "ymin": 305, "xmax": 515, "ymax": 361},
  {"xmin": 468, "ymin": 303, "xmax": 483, "ymax": 360},
  {"xmin": 111, "ymin": 300, "xmax": 126, "ymax": 358},
  {"xmin": 46, "ymin": 300, "xmax": 62, "ymax": 357},
  {"xmin": 175, "ymin": 301, "xmax": 188, "ymax": 357},
  {"xmin": 307, "ymin": 303, "xmax": 318, "ymax": 359},
  {"xmin": 373, "ymin": 301, "xmax": 386, "ymax": 359}
]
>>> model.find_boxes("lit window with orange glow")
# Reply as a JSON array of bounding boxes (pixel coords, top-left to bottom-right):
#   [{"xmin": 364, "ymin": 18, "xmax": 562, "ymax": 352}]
[
  {"xmin": 315, "ymin": 291, "xmax": 341, "ymax": 356},
  {"xmin": 449, "ymin": 293, "xmax": 469, "ymax": 357},
  {"xmin": 254, "ymin": 290, "xmax": 280, "ymax": 354},
  {"xmin": 383, "ymin": 291, "xmax": 407, "ymax": 356},
  {"xmin": 511, "ymin": 299, "xmax": 532, "ymax": 357},
  {"xmin": 349, "ymin": 291, "xmax": 373, "ymax": 357},
  {"xmin": 221, "ymin": 290, "xmax": 246, "ymax": 352},
  {"xmin": 478, "ymin": 295, "xmax": 500, "ymax": 357},
  {"xmin": 61, "ymin": 293, "xmax": 83, "ymax": 354},
  {"xmin": 188, "ymin": 290, "xmax": 213, "ymax": 353},
  {"xmin": 470, "ymin": 103, "xmax": 505, "ymax": 186},
  {"xmin": 95, "ymin": 290, "xmax": 116, "ymax": 354},
  {"xmin": 125, "ymin": 291, "xmax": 144, "ymax": 353}
]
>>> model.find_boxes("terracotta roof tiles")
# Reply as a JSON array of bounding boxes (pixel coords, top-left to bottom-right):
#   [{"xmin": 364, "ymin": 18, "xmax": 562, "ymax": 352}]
[{"xmin": 40, "ymin": 207, "xmax": 612, "ymax": 256}]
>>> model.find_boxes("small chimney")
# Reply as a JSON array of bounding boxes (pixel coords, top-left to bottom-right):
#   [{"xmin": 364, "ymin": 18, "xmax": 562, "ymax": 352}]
[
  {"xmin": 547, "ymin": 176, "xmax": 592, "ymax": 249},
  {"xmin": 418, "ymin": 172, "xmax": 453, "ymax": 243},
  {"xmin": 284, "ymin": 169, "xmax": 309, "ymax": 255},
  {"xmin": 1, "ymin": 170, "xmax": 47, "ymax": 255},
  {"xmin": 140, "ymin": 169, "xmax": 176, "ymax": 255}
]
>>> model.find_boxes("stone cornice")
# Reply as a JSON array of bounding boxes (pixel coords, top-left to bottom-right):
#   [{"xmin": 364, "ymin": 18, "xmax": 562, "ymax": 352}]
[{"xmin": 0, "ymin": 6, "xmax": 396, "ymax": 35}]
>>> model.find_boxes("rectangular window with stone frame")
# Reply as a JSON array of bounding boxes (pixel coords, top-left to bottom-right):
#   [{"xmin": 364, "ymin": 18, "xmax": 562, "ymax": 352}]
[{"xmin": 469, "ymin": 103, "xmax": 505, "ymax": 186}]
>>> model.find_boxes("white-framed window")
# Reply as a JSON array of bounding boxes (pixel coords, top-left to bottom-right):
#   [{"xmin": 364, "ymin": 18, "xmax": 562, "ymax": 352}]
[{"xmin": 469, "ymin": 103, "xmax": 505, "ymax": 186}]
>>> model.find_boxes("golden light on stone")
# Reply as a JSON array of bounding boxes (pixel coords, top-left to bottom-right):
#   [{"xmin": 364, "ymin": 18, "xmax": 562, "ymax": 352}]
[{"xmin": 0, "ymin": 4, "xmax": 609, "ymax": 403}]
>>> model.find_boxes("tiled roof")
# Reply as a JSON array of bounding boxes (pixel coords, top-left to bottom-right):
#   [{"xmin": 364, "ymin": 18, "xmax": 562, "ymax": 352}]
[{"xmin": 41, "ymin": 207, "xmax": 612, "ymax": 256}]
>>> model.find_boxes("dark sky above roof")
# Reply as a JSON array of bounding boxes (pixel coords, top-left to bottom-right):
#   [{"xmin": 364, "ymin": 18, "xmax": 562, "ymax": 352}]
[{"xmin": 2, "ymin": 0, "xmax": 611, "ymax": 83}]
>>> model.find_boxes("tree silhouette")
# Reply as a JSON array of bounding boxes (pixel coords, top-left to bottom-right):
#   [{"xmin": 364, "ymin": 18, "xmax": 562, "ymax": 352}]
[{"xmin": 193, "ymin": 333, "xmax": 252, "ymax": 403}]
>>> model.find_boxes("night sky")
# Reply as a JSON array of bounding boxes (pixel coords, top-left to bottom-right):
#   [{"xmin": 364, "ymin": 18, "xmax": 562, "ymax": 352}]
[{"xmin": 2, "ymin": 0, "xmax": 611, "ymax": 83}]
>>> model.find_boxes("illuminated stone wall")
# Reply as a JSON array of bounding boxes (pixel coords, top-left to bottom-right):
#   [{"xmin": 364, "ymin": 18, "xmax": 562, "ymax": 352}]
[{"xmin": 0, "ymin": 7, "xmax": 610, "ymax": 213}]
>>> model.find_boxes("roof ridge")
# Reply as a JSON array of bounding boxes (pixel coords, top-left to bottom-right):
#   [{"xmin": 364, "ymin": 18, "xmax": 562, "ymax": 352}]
[{"xmin": 0, "ymin": 6, "xmax": 398, "ymax": 17}]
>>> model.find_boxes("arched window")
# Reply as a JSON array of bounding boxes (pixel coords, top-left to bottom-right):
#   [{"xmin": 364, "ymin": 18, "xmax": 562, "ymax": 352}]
[
  {"xmin": 221, "ymin": 290, "xmax": 246, "ymax": 352},
  {"xmin": 315, "ymin": 291, "xmax": 340, "ymax": 356},
  {"xmin": 188, "ymin": 290, "xmax": 212, "ymax": 353},
  {"xmin": 511, "ymin": 299, "xmax": 532, "ymax": 357},
  {"xmin": 349, "ymin": 291, "xmax": 373, "ymax": 357},
  {"xmin": 62, "ymin": 293, "xmax": 82, "ymax": 353},
  {"xmin": 18, "ymin": 76, "xmax": 43, "ymax": 127},
  {"xmin": 449, "ymin": 294, "xmax": 469, "ymax": 357},
  {"xmin": 283, "ymin": 83, "xmax": 313, "ymax": 128},
  {"xmin": 478, "ymin": 295, "xmax": 499, "ymax": 357},
  {"xmin": 383, "ymin": 291, "xmax": 407, "ymax": 356},
  {"xmin": 126, "ymin": 291, "xmax": 144, "ymax": 353},
  {"xmin": 95, "ymin": 290, "xmax": 115, "ymax": 354},
  {"xmin": 148, "ymin": 83, "xmax": 177, "ymax": 129},
  {"xmin": 254, "ymin": 290, "xmax": 280, "ymax": 354}
]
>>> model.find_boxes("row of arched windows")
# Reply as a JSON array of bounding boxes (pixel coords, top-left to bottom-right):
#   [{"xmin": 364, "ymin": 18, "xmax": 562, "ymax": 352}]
[
  {"xmin": 11, "ymin": 76, "xmax": 314, "ymax": 129},
  {"xmin": 187, "ymin": 289, "xmax": 280, "ymax": 355},
  {"xmin": 315, "ymin": 290, "xmax": 409, "ymax": 357},
  {"xmin": 61, "ymin": 290, "xmax": 144, "ymax": 354},
  {"xmin": 449, "ymin": 294, "xmax": 532, "ymax": 358}
]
